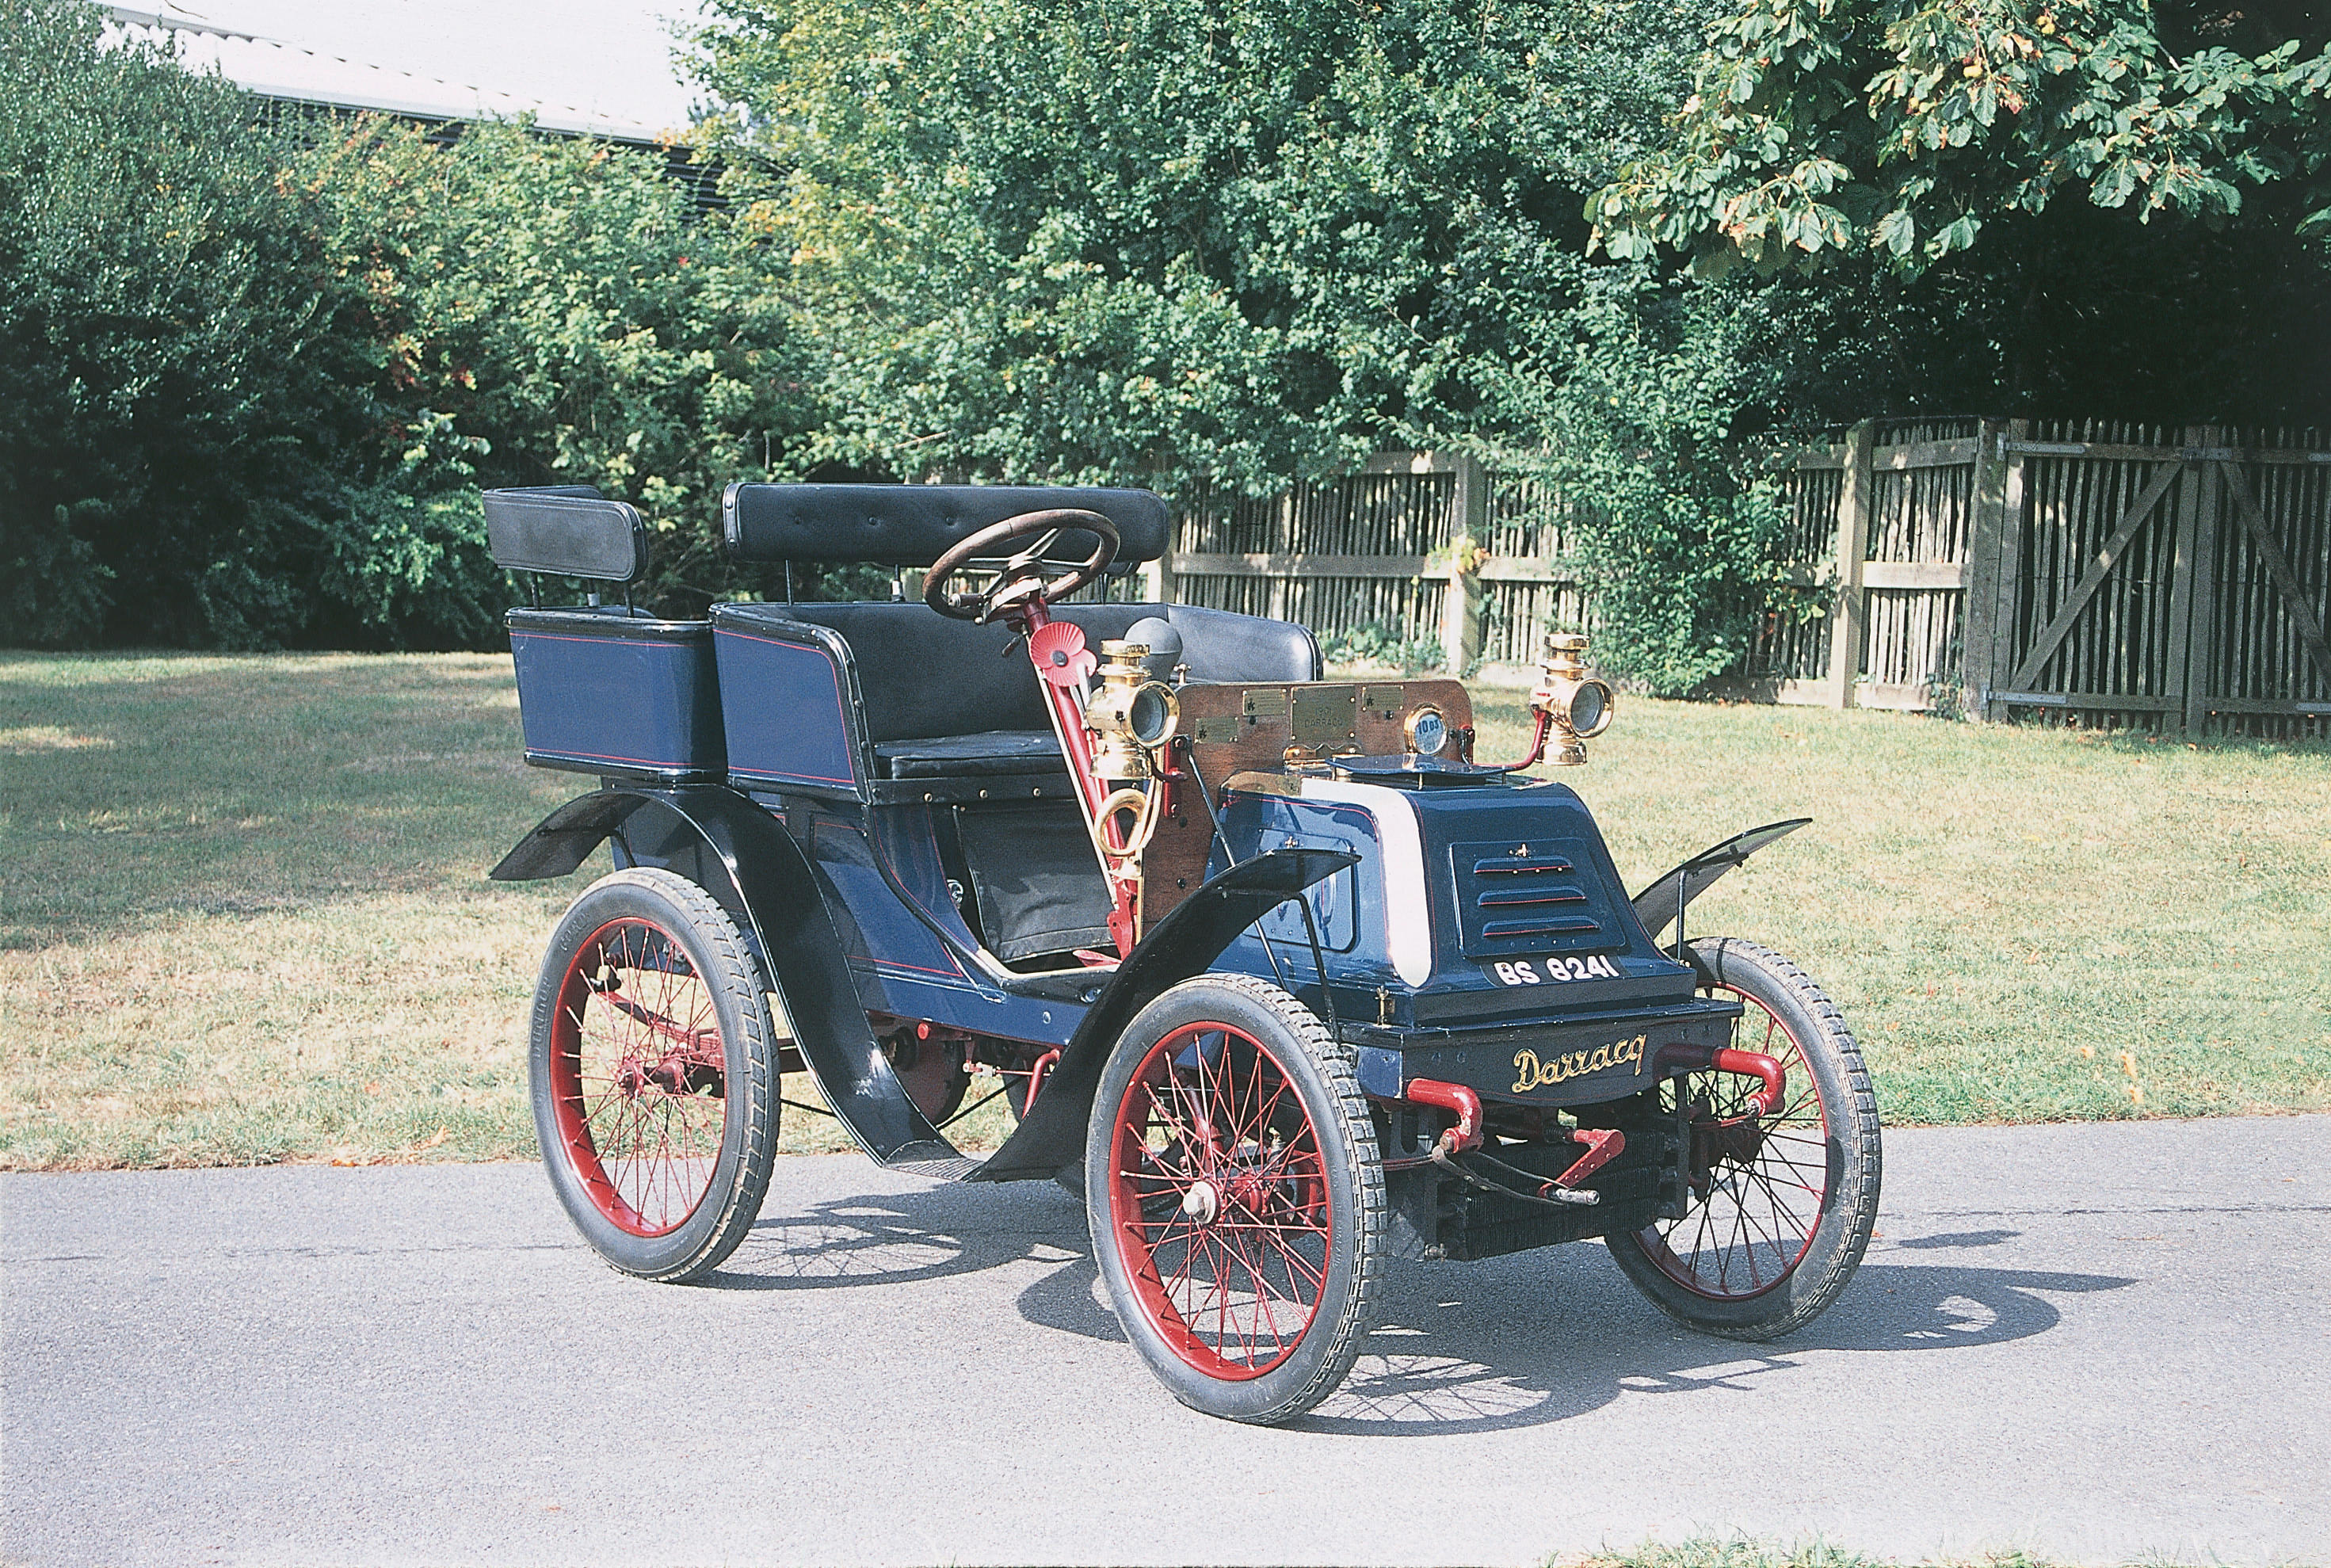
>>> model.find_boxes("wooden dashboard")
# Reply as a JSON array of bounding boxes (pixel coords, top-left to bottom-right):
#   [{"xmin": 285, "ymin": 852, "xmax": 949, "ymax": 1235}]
[{"xmin": 1140, "ymin": 677, "xmax": 1474, "ymax": 929}]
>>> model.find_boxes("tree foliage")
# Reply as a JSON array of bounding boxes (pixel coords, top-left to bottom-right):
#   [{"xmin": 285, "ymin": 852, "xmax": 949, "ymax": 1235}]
[
  {"xmin": 694, "ymin": 0, "xmax": 1712, "ymax": 490},
  {"xmin": 1589, "ymin": 0, "xmax": 2331, "ymax": 277},
  {"xmin": 292, "ymin": 120, "xmax": 818, "ymax": 627},
  {"xmin": 0, "ymin": 1, "xmax": 368, "ymax": 646},
  {"xmin": 0, "ymin": 0, "xmax": 815, "ymax": 647}
]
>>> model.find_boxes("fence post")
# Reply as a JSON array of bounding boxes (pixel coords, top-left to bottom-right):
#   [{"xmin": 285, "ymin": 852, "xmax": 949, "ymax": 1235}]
[
  {"xmin": 1978, "ymin": 419, "xmax": 2031, "ymax": 719},
  {"xmin": 1825, "ymin": 421, "xmax": 1874, "ymax": 708},
  {"xmin": 1961, "ymin": 418, "xmax": 2008, "ymax": 715},
  {"xmin": 1139, "ymin": 544, "xmax": 1173, "ymax": 605},
  {"xmin": 1440, "ymin": 454, "xmax": 1489, "ymax": 674},
  {"xmin": 2167, "ymin": 425, "xmax": 2220, "ymax": 734}
]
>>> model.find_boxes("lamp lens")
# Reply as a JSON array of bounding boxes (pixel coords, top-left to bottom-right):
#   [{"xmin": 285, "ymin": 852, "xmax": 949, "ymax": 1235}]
[
  {"xmin": 1129, "ymin": 685, "xmax": 1173, "ymax": 746},
  {"xmin": 1569, "ymin": 682, "xmax": 1609, "ymax": 737}
]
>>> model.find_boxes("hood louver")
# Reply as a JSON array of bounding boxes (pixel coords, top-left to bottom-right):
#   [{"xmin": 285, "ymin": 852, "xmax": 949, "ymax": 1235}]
[{"xmin": 1450, "ymin": 838, "xmax": 1619, "ymax": 958}]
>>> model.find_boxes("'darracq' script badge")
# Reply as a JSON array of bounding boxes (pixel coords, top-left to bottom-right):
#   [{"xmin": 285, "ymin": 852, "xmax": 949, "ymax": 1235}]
[{"xmin": 1512, "ymin": 1033, "xmax": 1647, "ymax": 1094}]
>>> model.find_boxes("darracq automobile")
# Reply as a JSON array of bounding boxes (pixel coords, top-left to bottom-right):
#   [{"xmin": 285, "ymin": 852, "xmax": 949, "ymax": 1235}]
[{"xmin": 481, "ymin": 482, "xmax": 1881, "ymax": 1423}]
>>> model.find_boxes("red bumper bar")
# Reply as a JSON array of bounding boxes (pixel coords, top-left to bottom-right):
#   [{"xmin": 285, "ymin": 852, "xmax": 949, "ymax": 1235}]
[{"xmin": 1404, "ymin": 1078, "xmax": 1483, "ymax": 1153}]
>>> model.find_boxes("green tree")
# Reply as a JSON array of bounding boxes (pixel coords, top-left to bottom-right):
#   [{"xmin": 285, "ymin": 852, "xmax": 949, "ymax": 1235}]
[
  {"xmin": 292, "ymin": 119, "xmax": 818, "ymax": 627},
  {"xmin": 0, "ymin": 0, "xmax": 372, "ymax": 647},
  {"xmin": 694, "ymin": 0, "xmax": 1715, "ymax": 490},
  {"xmin": 1589, "ymin": 0, "xmax": 2331, "ymax": 277}
]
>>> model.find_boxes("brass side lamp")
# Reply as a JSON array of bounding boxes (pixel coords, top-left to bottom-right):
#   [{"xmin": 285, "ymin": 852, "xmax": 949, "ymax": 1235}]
[
  {"xmin": 1529, "ymin": 633, "xmax": 1616, "ymax": 767},
  {"xmin": 1085, "ymin": 639, "xmax": 1180, "ymax": 784}
]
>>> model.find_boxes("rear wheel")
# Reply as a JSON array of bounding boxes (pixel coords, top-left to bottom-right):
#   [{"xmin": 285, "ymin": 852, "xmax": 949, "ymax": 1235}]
[
  {"xmin": 1086, "ymin": 975, "xmax": 1384, "ymax": 1423},
  {"xmin": 1608, "ymin": 937, "xmax": 1881, "ymax": 1338},
  {"xmin": 528, "ymin": 868, "xmax": 779, "ymax": 1282}
]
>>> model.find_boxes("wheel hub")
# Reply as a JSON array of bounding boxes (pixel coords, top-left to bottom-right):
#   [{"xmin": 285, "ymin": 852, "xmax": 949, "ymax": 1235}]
[
  {"xmin": 1226, "ymin": 1168, "xmax": 1273, "ymax": 1214},
  {"xmin": 1181, "ymin": 1180, "xmax": 1220, "ymax": 1225}
]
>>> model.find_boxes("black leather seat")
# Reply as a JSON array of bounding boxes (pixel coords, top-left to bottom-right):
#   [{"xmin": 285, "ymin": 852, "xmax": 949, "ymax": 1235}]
[
  {"xmin": 874, "ymin": 730, "xmax": 1066, "ymax": 780},
  {"xmin": 769, "ymin": 601, "xmax": 1318, "ymax": 782}
]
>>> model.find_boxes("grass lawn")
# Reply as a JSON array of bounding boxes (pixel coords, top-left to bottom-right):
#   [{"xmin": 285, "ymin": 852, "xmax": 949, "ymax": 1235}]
[{"xmin": 3, "ymin": 650, "xmax": 2325, "ymax": 1169}]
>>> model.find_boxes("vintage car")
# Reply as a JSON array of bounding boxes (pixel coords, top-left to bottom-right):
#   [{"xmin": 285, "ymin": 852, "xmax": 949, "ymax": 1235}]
[{"xmin": 481, "ymin": 481, "xmax": 1883, "ymax": 1424}]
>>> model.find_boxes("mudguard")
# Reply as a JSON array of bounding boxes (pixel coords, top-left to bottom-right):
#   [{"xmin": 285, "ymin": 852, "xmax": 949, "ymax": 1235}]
[
  {"xmin": 491, "ymin": 787, "xmax": 959, "ymax": 1168},
  {"xmin": 1630, "ymin": 818, "xmax": 1812, "ymax": 946},
  {"xmin": 969, "ymin": 846, "xmax": 1359, "ymax": 1183},
  {"xmin": 492, "ymin": 791, "xmax": 1352, "ymax": 1181}
]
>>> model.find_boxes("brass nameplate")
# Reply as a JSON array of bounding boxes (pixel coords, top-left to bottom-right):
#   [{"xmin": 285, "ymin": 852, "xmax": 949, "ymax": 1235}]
[
  {"xmin": 1242, "ymin": 687, "xmax": 1289, "ymax": 720},
  {"xmin": 1192, "ymin": 714, "xmax": 1245, "ymax": 745},
  {"xmin": 1223, "ymin": 769, "xmax": 1300, "ymax": 797},
  {"xmin": 1360, "ymin": 684, "xmax": 1406, "ymax": 719},
  {"xmin": 1291, "ymin": 684, "xmax": 1360, "ymax": 746}
]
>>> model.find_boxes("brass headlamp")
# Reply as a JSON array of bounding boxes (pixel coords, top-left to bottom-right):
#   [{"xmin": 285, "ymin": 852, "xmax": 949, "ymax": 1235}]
[
  {"xmin": 1085, "ymin": 639, "xmax": 1180, "ymax": 781},
  {"xmin": 1530, "ymin": 633, "xmax": 1616, "ymax": 766}
]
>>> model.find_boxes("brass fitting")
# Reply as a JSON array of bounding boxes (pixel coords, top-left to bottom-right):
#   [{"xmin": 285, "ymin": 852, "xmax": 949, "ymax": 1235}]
[
  {"xmin": 1086, "ymin": 639, "xmax": 1179, "ymax": 781},
  {"xmin": 1530, "ymin": 633, "xmax": 1616, "ymax": 766}
]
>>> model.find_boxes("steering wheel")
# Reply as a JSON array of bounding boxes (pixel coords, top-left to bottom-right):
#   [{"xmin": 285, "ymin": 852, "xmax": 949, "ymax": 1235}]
[{"xmin": 924, "ymin": 509, "xmax": 1119, "ymax": 623}]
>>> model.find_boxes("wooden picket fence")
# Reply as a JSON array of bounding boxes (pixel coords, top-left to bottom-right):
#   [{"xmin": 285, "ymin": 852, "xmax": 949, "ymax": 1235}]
[
  {"xmin": 1144, "ymin": 452, "xmax": 1585, "ymax": 672},
  {"xmin": 1132, "ymin": 429, "xmax": 2329, "ymax": 735},
  {"xmin": 1744, "ymin": 419, "xmax": 2331, "ymax": 735}
]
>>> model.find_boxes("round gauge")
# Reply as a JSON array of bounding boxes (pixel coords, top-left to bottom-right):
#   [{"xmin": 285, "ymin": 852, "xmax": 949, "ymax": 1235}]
[{"xmin": 1403, "ymin": 704, "xmax": 1448, "ymax": 757}]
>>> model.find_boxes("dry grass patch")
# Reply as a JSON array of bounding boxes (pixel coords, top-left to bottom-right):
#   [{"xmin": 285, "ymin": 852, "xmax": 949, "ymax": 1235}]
[
  {"xmin": 1469, "ymin": 688, "xmax": 2331, "ymax": 1125},
  {"xmin": 3, "ymin": 651, "xmax": 2325, "ymax": 1169}
]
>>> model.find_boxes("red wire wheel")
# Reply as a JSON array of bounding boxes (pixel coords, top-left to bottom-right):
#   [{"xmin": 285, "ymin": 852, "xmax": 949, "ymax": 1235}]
[
  {"xmin": 1086, "ymin": 975, "xmax": 1384, "ymax": 1424},
  {"xmin": 1609, "ymin": 937, "xmax": 1882, "ymax": 1338},
  {"xmin": 529, "ymin": 868, "xmax": 778, "ymax": 1283}
]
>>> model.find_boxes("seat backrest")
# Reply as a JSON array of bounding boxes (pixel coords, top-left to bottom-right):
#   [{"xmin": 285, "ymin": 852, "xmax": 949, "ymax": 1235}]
[
  {"xmin": 723, "ymin": 483, "xmax": 1171, "ymax": 567},
  {"xmin": 483, "ymin": 486, "xmax": 647, "ymax": 583},
  {"xmin": 776, "ymin": 601, "xmax": 1318, "ymax": 743}
]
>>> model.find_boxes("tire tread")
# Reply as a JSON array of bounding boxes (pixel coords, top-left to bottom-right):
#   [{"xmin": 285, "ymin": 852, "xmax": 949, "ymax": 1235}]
[{"xmin": 1614, "ymin": 937, "xmax": 1881, "ymax": 1340}]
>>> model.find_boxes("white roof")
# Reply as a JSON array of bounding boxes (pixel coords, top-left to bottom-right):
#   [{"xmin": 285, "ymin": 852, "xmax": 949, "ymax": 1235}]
[{"xmin": 101, "ymin": 2, "xmax": 708, "ymax": 142}]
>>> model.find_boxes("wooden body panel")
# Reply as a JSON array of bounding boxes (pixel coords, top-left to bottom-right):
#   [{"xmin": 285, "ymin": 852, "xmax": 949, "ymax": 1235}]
[{"xmin": 1142, "ymin": 678, "xmax": 1474, "ymax": 929}]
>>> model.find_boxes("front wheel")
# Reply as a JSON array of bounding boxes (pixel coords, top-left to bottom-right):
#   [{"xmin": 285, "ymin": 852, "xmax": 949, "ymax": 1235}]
[
  {"xmin": 528, "ymin": 868, "xmax": 779, "ymax": 1282},
  {"xmin": 1608, "ymin": 937, "xmax": 1881, "ymax": 1338},
  {"xmin": 1086, "ymin": 975, "xmax": 1385, "ymax": 1424}
]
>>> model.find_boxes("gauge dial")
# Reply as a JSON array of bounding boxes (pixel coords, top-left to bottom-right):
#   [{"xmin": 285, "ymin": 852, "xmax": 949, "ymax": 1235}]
[{"xmin": 1403, "ymin": 704, "xmax": 1448, "ymax": 757}]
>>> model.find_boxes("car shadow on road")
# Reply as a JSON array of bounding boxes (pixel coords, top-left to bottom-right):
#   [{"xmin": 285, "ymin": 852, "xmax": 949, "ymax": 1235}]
[{"xmin": 705, "ymin": 1180, "xmax": 2133, "ymax": 1436}]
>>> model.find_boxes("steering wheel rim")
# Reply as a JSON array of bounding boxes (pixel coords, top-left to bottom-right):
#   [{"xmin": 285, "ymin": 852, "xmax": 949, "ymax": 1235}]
[{"xmin": 924, "ymin": 508, "xmax": 1120, "ymax": 622}]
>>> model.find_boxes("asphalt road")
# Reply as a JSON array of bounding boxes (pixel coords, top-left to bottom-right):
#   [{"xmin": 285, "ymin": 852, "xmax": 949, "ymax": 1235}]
[{"xmin": 6, "ymin": 1116, "xmax": 2327, "ymax": 1567}]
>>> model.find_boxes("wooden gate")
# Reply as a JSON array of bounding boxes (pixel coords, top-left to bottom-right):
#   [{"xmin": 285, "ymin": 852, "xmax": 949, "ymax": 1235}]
[
  {"xmin": 1967, "ymin": 422, "xmax": 2331, "ymax": 734},
  {"xmin": 1750, "ymin": 418, "xmax": 2330, "ymax": 735}
]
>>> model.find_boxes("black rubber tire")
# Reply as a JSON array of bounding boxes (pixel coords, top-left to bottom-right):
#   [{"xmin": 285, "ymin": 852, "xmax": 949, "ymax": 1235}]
[
  {"xmin": 1085, "ymin": 974, "xmax": 1385, "ymax": 1424},
  {"xmin": 1608, "ymin": 937, "xmax": 1882, "ymax": 1339},
  {"xmin": 528, "ymin": 868, "xmax": 779, "ymax": 1283}
]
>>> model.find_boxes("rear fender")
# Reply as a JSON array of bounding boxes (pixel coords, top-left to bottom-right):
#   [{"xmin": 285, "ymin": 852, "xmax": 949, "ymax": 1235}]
[
  {"xmin": 490, "ymin": 787, "xmax": 956, "ymax": 1167},
  {"xmin": 970, "ymin": 847, "xmax": 1357, "ymax": 1183}
]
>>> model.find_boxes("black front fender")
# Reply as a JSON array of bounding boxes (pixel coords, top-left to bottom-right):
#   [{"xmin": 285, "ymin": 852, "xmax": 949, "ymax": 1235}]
[{"xmin": 1630, "ymin": 818, "xmax": 1812, "ymax": 946}]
